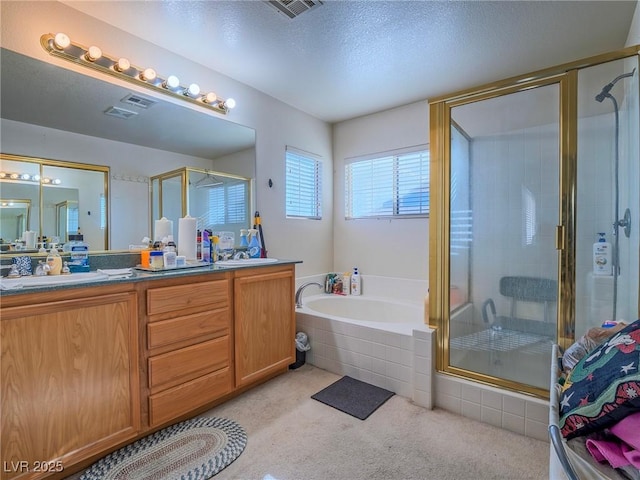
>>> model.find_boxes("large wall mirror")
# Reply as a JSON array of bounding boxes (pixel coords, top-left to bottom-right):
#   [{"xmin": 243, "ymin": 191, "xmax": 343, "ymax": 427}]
[{"xmin": 0, "ymin": 48, "xmax": 256, "ymax": 252}]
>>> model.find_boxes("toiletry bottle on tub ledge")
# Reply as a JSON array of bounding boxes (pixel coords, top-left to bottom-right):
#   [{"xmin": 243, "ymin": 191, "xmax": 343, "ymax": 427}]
[
  {"xmin": 351, "ymin": 267, "xmax": 361, "ymax": 295},
  {"xmin": 593, "ymin": 232, "xmax": 612, "ymax": 275}
]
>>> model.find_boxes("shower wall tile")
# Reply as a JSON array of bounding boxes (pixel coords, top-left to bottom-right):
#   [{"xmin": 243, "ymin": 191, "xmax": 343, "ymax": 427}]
[
  {"xmin": 503, "ymin": 395, "xmax": 526, "ymax": 417},
  {"xmin": 462, "ymin": 400, "xmax": 482, "ymax": 422},
  {"xmin": 481, "ymin": 405, "xmax": 502, "ymax": 428},
  {"xmin": 503, "ymin": 412, "xmax": 526, "ymax": 435},
  {"xmin": 434, "ymin": 373, "xmax": 550, "ymax": 442},
  {"xmin": 481, "ymin": 390, "xmax": 503, "ymax": 410},
  {"xmin": 461, "ymin": 384, "xmax": 483, "ymax": 403}
]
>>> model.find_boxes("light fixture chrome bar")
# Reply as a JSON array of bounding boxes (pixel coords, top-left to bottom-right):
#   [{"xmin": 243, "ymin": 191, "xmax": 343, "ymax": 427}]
[{"xmin": 40, "ymin": 33, "xmax": 236, "ymax": 115}]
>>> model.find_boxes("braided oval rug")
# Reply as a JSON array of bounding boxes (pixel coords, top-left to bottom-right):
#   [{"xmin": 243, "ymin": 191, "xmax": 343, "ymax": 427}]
[{"xmin": 80, "ymin": 417, "xmax": 247, "ymax": 480}]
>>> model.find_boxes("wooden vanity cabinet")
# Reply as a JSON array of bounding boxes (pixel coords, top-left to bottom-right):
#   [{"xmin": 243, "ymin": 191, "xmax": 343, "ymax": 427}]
[
  {"xmin": 0, "ymin": 263, "xmax": 297, "ymax": 479},
  {"xmin": 143, "ymin": 274, "xmax": 234, "ymax": 428},
  {"xmin": 0, "ymin": 284, "xmax": 140, "ymax": 480},
  {"xmin": 234, "ymin": 265, "xmax": 296, "ymax": 387}
]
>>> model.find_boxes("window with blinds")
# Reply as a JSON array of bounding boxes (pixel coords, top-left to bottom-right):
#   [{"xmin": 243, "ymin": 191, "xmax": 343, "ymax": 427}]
[
  {"xmin": 100, "ymin": 193, "xmax": 106, "ymax": 230},
  {"xmin": 345, "ymin": 146, "xmax": 430, "ymax": 219},
  {"xmin": 286, "ymin": 146, "xmax": 322, "ymax": 219},
  {"xmin": 205, "ymin": 181, "xmax": 248, "ymax": 226}
]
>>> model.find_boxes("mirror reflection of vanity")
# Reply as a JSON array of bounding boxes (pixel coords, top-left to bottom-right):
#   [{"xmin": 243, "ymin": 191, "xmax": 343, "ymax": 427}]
[
  {"xmin": 0, "ymin": 153, "xmax": 108, "ymax": 251},
  {"xmin": 0, "ymin": 48, "xmax": 256, "ymax": 253},
  {"xmin": 0, "ymin": 199, "xmax": 30, "ymax": 250}
]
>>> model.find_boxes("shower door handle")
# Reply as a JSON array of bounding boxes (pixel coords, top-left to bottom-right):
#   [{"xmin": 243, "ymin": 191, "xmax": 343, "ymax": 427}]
[{"xmin": 555, "ymin": 225, "xmax": 565, "ymax": 250}]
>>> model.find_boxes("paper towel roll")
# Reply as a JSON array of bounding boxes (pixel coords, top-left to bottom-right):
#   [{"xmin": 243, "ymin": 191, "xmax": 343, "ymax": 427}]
[
  {"xmin": 154, "ymin": 217, "xmax": 173, "ymax": 242},
  {"xmin": 178, "ymin": 216, "xmax": 197, "ymax": 260},
  {"xmin": 24, "ymin": 231, "xmax": 37, "ymax": 249}
]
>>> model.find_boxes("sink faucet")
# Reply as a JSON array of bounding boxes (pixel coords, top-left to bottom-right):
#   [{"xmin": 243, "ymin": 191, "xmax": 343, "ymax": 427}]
[{"xmin": 295, "ymin": 282, "xmax": 323, "ymax": 308}]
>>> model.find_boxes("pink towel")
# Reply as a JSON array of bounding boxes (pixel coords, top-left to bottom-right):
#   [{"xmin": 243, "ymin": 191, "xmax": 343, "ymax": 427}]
[
  {"xmin": 585, "ymin": 412, "xmax": 640, "ymax": 469},
  {"xmin": 610, "ymin": 412, "xmax": 640, "ymax": 450}
]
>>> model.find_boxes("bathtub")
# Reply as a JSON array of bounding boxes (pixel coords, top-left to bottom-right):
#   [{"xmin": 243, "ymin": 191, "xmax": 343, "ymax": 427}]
[
  {"xmin": 301, "ymin": 294, "xmax": 424, "ymax": 335},
  {"xmin": 295, "ymin": 275, "xmax": 435, "ymax": 405}
]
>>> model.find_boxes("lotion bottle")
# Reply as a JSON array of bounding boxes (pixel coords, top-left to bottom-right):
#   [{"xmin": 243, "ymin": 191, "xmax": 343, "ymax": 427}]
[
  {"xmin": 46, "ymin": 244, "xmax": 62, "ymax": 275},
  {"xmin": 350, "ymin": 267, "xmax": 362, "ymax": 296},
  {"xmin": 342, "ymin": 272, "xmax": 351, "ymax": 295},
  {"xmin": 593, "ymin": 232, "xmax": 612, "ymax": 276}
]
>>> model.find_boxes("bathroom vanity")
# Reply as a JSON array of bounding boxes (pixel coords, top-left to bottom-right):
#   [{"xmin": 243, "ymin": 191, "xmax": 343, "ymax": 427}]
[{"xmin": 0, "ymin": 261, "xmax": 297, "ymax": 480}]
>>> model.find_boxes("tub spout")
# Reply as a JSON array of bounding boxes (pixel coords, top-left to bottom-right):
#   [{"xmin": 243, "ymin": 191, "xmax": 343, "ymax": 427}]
[{"xmin": 295, "ymin": 282, "xmax": 323, "ymax": 308}]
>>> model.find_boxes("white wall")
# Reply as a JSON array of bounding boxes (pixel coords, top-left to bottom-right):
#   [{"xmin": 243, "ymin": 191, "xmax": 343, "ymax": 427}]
[
  {"xmin": 332, "ymin": 101, "xmax": 430, "ymax": 281},
  {"xmin": 626, "ymin": 1, "xmax": 640, "ymax": 47},
  {"xmin": 1, "ymin": 0, "xmax": 333, "ymax": 277}
]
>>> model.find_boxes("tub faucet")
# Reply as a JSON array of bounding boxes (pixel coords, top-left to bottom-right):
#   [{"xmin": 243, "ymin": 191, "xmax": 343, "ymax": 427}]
[{"xmin": 295, "ymin": 282, "xmax": 323, "ymax": 308}]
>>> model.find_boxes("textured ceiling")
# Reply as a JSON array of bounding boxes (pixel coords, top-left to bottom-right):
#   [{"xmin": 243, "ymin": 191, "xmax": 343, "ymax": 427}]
[
  {"xmin": 47, "ymin": 1, "xmax": 640, "ymax": 123},
  {"xmin": 58, "ymin": 0, "xmax": 636, "ymax": 122}
]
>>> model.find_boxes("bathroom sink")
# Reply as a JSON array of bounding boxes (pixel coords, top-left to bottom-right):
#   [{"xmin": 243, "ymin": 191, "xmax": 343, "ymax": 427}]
[
  {"xmin": 1, "ymin": 271, "xmax": 110, "ymax": 289},
  {"xmin": 217, "ymin": 258, "xmax": 279, "ymax": 267}
]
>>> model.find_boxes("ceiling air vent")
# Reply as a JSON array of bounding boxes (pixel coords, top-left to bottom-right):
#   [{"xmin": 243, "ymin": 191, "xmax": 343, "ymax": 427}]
[
  {"xmin": 121, "ymin": 93, "xmax": 157, "ymax": 109},
  {"xmin": 264, "ymin": 0, "xmax": 323, "ymax": 19},
  {"xmin": 103, "ymin": 106, "xmax": 138, "ymax": 120}
]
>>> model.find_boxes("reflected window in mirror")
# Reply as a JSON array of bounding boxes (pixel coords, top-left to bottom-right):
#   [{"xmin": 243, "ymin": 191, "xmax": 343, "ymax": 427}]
[{"xmin": 151, "ymin": 167, "xmax": 253, "ymax": 245}]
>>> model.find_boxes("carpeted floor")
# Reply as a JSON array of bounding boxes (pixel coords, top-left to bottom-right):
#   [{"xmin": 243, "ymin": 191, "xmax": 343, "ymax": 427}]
[
  {"xmin": 202, "ymin": 365, "xmax": 549, "ymax": 480},
  {"xmin": 66, "ymin": 365, "xmax": 549, "ymax": 480}
]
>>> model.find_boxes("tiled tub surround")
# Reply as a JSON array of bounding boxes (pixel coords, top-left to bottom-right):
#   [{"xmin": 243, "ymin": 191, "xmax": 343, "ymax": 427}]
[
  {"xmin": 295, "ymin": 275, "xmax": 433, "ymax": 406},
  {"xmin": 295, "ymin": 275, "xmax": 549, "ymax": 442}
]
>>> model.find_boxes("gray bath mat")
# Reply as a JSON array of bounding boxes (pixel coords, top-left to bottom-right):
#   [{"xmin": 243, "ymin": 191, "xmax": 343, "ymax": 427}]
[{"xmin": 311, "ymin": 376, "xmax": 394, "ymax": 420}]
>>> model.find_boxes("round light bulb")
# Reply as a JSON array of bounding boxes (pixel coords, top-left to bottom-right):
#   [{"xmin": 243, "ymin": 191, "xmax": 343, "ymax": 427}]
[
  {"xmin": 164, "ymin": 75, "xmax": 180, "ymax": 89},
  {"xmin": 42, "ymin": 178, "xmax": 51, "ymax": 184},
  {"xmin": 53, "ymin": 178, "xmax": 62, "ymax": 185},
  {"xmin": 185, "ymin": 83, "xmax": 200, "ymax": 97},
  {"xmin": 33, "ymin": 174, "xmax": 41, "ymax": 181},
  {"xmin": 85, "ymin": 45, "xmax": 102, "ymax": 62},
  {"xmin": 10, "ymin": 173, "xmax": 19, "ymax": 180},
  {"xmin": 224, "ymin": 98, "xmax": 236, "ymax": 110},
  {"xmin": 140, "ymin": 68, "xmax": 157, "ymax": 82},
  {"xmin": 203, "ymin": 92, "xmax": 217, "ymax": 104},
  {"xmin": 21, "ymin": 173, "xmax": 31, "ymax": 180},
  {"xmin": 114, "ymin": 58, "xmax": 131, "ymax": 72},
  {"xmin": 0, "ymin": 172, "xmax": 6, "ymax": 178},
  {"xmin": 53, "ymin": 32, "xmax": 71, "ymax": 50}
]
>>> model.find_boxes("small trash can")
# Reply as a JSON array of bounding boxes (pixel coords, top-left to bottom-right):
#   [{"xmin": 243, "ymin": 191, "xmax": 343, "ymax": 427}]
[{"xmin": 289, "ymin": 331, "xmax": 310, "ymax": 370}]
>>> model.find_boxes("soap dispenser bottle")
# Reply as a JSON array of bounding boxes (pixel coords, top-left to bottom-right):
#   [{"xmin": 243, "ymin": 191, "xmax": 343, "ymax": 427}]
[
  {"xmin": 593, "ymin": 232, "xmax": 612, "ymax": 276},
  {"xmin": 239, "ymin": 229, "xmax": 249, "ymax": 248},
  {"xmin": 350, "ymin": 267, "xmax": 362, "ymax": 296},
  {"xmin": 248, "ymin": 229, "xmax": 261, "ymax": 258},
  {"xmin": 46, "ymin": 244, "xmax": 62, "ymax": 275}
]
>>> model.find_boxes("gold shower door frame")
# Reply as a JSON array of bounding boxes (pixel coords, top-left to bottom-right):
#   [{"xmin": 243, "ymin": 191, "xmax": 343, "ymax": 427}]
[{"xmin": 428, "ymin": 46, "xmax": 640, "ymax": 399}]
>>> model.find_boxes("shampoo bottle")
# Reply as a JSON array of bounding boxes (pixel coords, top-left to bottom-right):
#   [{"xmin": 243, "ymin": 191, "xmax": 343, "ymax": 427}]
[
  {"xmin": 593, "ymin": 232, "xmax": 612, "ymax": 276},
  {"xmin": 350, "ymin": 267, "xmax": 362, "ymax": 296},
  {"xmin": 46, "ymin": 244, "xmax": 62, "ymax": 275}
]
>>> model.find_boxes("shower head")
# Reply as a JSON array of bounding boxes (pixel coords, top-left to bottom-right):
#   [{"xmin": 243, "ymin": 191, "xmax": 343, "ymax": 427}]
[{"xmin": 595, "ymin": 68, "xmax": 636, "ymax": 103}]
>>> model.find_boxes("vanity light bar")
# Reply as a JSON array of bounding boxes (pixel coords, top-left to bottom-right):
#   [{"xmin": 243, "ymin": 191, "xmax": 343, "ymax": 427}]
[
  {"xmin": 40, "ymin": 33, "xmax": 237, "ymax": 115},
  {"xmin": 0, "ymin": 172, "xmax": 61, "ymax": 185}
]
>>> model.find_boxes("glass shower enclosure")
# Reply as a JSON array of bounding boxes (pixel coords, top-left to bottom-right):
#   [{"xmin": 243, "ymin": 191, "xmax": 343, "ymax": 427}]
[{"xmin": 429, "ymin": 48, "xmax": 639, "ymax": 396}]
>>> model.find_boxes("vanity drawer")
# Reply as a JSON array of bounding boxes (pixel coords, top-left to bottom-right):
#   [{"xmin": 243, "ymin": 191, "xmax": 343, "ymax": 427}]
[
  {"xmin": 149, "ymin": 367, "xmax": 233, "ymax": 427},
  {"xmin": 147, "ymin": 309, "xmax": 229, "ymax": 350},
  {"xmin": 148, "ymin": 337, "xmax": 229, "ymax": 391},
  {"xmin": 146, "ymin": 279, "xmax": 228, "ymax": 316}
]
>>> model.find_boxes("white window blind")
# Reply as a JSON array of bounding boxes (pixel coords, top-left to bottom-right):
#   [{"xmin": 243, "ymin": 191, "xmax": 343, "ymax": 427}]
[
  {"xmin": 99, "ymin": 193, "xmax": 106, "ymax": 230},
  {"xmin": 345, "ymin": 146, "xmax": 429, "ymax": 219},
  {"xmin": 286, "ymin": 146, "xmax": 322, "ymax": 219},
  {"xmin": 205, "ymin": 181, "xmax": 247, "ymax": 226}
]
